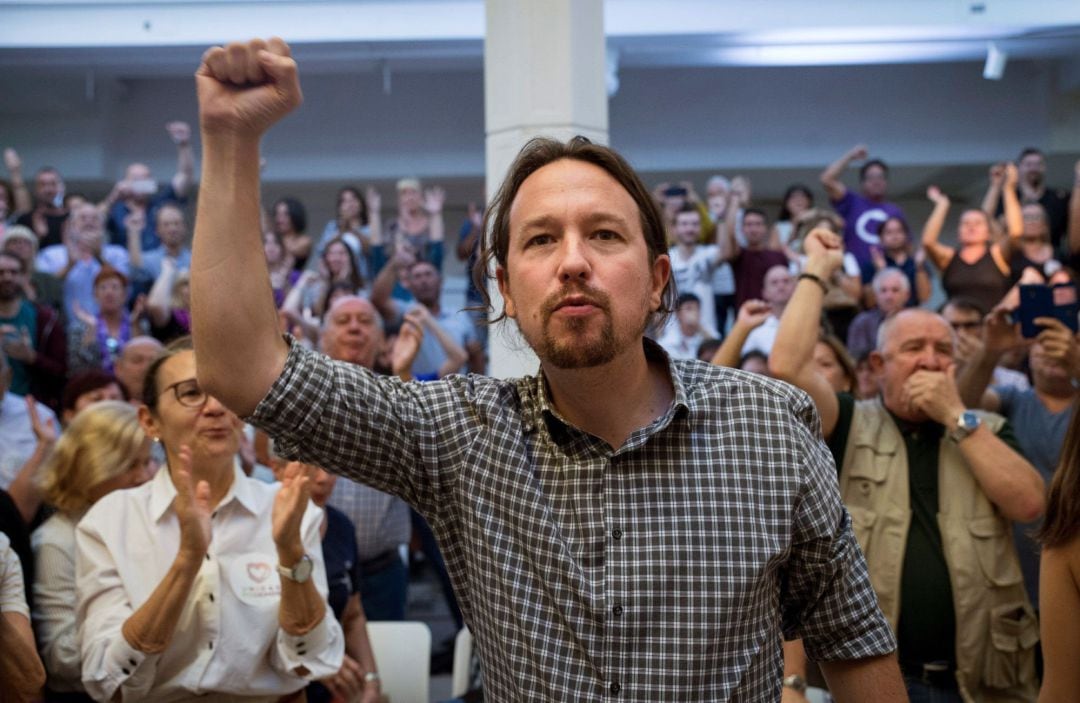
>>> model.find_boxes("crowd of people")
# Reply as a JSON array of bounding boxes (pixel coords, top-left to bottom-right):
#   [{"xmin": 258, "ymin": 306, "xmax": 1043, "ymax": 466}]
[{"xmin": 2, "ymin": 35, "xmax": 1080, "ymax": 703}]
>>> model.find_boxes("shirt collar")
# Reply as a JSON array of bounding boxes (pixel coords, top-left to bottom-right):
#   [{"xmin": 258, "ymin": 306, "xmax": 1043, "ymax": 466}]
[
  {"xmin": 148, "ymin": 459, "xmax": 257, "ymax": 523},
  {"xmin": 521, "ymin": 337, "xmax": 691, "ymax": 439}
]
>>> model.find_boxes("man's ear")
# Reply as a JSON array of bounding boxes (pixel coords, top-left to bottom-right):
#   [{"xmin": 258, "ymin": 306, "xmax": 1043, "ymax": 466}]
[
  {"xmin": 868, "ymin": 351, "xmax": 886, "ymax": 377},
  {"xmin": 650, "ymin": 254, "xmax": 671, "ymax": 312},
  {"xmin": 496, "ymin": 266, "xmax": 516, "ymax": 319}
]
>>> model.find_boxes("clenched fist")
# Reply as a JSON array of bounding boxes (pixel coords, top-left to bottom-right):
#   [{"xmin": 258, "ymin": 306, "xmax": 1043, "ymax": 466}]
[{"xmin": 196, "ymin": 37, "xmax": 303, "ymax": 139}]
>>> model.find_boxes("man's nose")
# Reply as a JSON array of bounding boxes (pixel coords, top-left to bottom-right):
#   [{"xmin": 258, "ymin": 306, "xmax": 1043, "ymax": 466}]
[{"xmin": 556, "ymin": 234, "xmax": 591, "ymax": 283}]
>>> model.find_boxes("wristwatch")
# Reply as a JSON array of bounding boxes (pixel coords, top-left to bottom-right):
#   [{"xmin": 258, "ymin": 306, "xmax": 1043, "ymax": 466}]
[
  {"xmin": 948, "ymin": 410, "xmax": 982, "ymax": 443},
  {"xmin": 782, "ymin": 674, "xmax": 808, "ymax": 694},
  {"xmin": 277, "ymin": 554, "xmax": 314, "ymax": 583},
  {"xmin": 363, "ymin": 671, "xmax": 380, "ymax": 684}
]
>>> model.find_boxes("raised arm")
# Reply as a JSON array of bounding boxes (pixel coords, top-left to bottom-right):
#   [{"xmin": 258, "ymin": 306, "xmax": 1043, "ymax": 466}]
[
  {"xmin": 981, "ymin": 162, "xmax": 1006, "ymax": 217},
  {"xmin": 768, "ymin": 229, "xmax": 844, "ymax": 439},
  {"xmin": 166, "ymin": 121, "xmax": 195, "ymax": 198},
  {"xmin": 820, "ymin": 144, "xmax": 866, "ymax": 202},
  {"xmin": 191, "ymin": 38, "xmax": 301, "ymax": 415},
  {"xmin": 3, "ymin": 148, "xmax": 32, "ymax": 215},
  {"xmin": 710, "ymin": 299, "xmax": 770, "ymax": 368},
  {"xmin": 955, "ymin": 308, "xmax": 1016, "ymax": 411},
  {"xmin": 146, "ymin": 256, "xmax": 178, "ymax": 328},
  {"xmin": 998, "ymin": 163, "xmax": 1024, "ymax": 261},
  {"xmin": 718, "ymin": 190, "xmax": 742, "ymax": 263},
  {"xmin": 921, "ymin": 186, "xmax": 955, "ymax": 271},
  {"xmin": 125, "ymin": 209, "xmax": 147, "ymax": 269}
]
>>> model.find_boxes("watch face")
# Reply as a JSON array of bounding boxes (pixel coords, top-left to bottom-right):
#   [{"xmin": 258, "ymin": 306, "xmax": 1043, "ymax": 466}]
[
  {"xmin": 961, "ymin": 411, "xmax": 979, "ymax": 430},
  {"xmin": 294, "ymin": 555, "xmax": 313, "ymax": 582}
]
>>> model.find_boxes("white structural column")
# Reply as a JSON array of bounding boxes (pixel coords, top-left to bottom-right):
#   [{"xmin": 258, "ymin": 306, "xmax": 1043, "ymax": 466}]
[{"xmin": 483, "ymin": 0, "xmax": 609, "ymax": 379}]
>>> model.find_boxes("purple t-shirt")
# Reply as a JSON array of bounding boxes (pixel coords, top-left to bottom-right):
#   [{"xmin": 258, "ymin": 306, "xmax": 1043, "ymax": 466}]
[{"xmin": 832, "ymin": 190, "xmax": 905, "ymax": 266}]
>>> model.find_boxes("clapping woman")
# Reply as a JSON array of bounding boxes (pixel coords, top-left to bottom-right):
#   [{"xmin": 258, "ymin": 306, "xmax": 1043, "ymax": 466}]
[{"xmin": 75, "ymin": 338, "xmax": 343, "ymax": 702}]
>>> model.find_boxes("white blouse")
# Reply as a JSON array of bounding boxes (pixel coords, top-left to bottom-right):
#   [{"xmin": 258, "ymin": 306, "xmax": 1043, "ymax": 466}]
[{"xmin": 76, "ymin": 465, "xmax": 343, "ymax": 703}]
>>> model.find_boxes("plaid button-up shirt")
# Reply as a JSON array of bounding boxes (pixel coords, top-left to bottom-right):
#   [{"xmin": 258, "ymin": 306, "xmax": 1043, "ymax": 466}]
[{"xmin": 250, "ymin": 338, "xmax": 895, "ymax": 701}]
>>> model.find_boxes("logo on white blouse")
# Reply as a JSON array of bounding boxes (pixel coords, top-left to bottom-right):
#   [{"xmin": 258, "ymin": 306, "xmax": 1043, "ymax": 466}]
[
  {"xmin": 228, "ymin": 555, "xmax": 281, "ymax": 604},
  {"xmin": 247, "ymin": 562, "xmax": 271, "ymax": 583}
]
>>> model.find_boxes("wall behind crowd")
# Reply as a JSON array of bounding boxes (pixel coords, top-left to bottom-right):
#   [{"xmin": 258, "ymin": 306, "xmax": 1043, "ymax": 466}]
[{"xmin": 3, "ymin": 55, "xmax": 1080, "ymax": 280}]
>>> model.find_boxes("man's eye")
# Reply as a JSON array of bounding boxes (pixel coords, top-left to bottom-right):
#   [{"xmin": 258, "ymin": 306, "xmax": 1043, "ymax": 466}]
[
  {"xmin": 526, "ymin": 234, "xmax": 553, "ymax": 247},
  {"xmin": 594, "ymin": 230, "xmax": 619, "ymax": 241}
]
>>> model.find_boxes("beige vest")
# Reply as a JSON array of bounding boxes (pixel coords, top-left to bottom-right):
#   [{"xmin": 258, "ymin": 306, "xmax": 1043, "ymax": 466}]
[{"xmin": 839, "ymin": 399, "xmax": 1038, "ymax": 703}]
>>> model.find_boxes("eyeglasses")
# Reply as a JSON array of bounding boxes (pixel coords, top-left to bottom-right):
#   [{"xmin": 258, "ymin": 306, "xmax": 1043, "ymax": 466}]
[{"xmin": 159, "ymin": 378, "xmax": 209, "ymax": 408}]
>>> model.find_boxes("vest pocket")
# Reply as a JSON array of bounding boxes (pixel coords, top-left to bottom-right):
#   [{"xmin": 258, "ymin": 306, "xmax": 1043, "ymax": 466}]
[
  {"xmin": 968, "ymin": 516, "xmax": 1023, "ymax": 586},
  {"xmin": 982, "ymin": 602, "xmax": 1038, "ymax": 689}
]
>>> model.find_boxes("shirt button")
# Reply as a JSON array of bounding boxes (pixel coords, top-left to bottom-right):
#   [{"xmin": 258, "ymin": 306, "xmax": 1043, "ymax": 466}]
[
  {"xmin": 205, "ymin": 553, "xmax": 211, "ymax": 561},
  {"xmin": 612, "ymin": 605, "xmax": 624, "ymax": 616},
  {"xmin": 208, "ymin": 641, "xmax": 213, "ymax": 650},
  {"xmin": 209, "ymin": 593, "xmax": 215, "ymax": 602},
  {"xmin": 610, "ymin": 682, "xmax": 621, "ymax": 695},
  {"xmin": 612, "ymin": 528, "xmax": 623, "ymax": 540}
]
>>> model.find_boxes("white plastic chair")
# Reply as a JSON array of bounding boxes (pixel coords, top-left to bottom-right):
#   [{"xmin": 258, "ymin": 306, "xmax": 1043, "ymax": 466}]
[
  {"xmin": 365, "ymin": 621, "xmax": 432, "ymax": 703},
  {"xmin": 450, "ymin": 626, "xmax": 474, "ymax": 697}
]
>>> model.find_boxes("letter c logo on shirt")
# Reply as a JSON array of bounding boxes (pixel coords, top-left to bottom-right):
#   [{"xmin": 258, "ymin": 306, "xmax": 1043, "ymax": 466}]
[{"xmin": 855, "ymin": 208, "xmax": 888, "ymax": 246}]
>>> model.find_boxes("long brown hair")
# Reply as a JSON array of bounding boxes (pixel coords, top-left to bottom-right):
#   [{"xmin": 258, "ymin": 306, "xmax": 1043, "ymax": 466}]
[
  {"xmin": 472, "ymin": 136, "xmax": 674, "ymax": 327},
  {"xmin": 1038, "ymin": 399, "xmax": 1080, "ymax": 547}
]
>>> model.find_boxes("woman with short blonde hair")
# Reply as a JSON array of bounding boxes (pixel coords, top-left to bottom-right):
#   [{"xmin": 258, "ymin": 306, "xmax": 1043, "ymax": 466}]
[{"xmin": 32, "ymin": 400, "xmax": 154, "ymax": 698}]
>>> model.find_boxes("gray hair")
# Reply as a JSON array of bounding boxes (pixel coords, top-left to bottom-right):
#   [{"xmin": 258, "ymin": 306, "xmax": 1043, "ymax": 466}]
[
  {"xmin": 871, "ymin": 267, "xmax": 910, "ymax": 297},
  {"xmin": 319, "ymin": 295, "xmax": 385, "ymax": 340},
  {"xmin": 706, "ymin": 175, "xmax": 731, "ymax": 192},
  {"xmin": 876, "ymin": 308, "xmax": 958, "ymax": 353}
]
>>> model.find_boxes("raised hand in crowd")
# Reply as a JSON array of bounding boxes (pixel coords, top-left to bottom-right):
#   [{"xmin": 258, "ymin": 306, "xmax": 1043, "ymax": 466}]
[
  {"xmin": 365, "ymin": 185, "xmax": 381, "ymax": 215},
  {"xmin": 926, "ymin": 184, "xmax": 948, "ymax": 206},
  {"xmin": 710, "ymin": 299, "xmax": 771, "ymax": 369},
  {"xmin": 847, "ymin": 144, "xmax": 869, "ymax": 162},
  {"xmin": 196, "ymin": 38, "xmax": 302, "ymax": 142},
  {"xmin": 6, "ymin": 393, "xmax": 60, "ymax": 522},
  {"xmin": 391, "ymin": 308, "xmax": 425, "ymax": 380},
  {"xmin": 730, "ymin": 175, "xmax": 752, "ymax": 206},
  {"xmin": 1033, "ymin": 316, "xmax": 1080, "ymax": 380},
  {"xmin": 165, "ymin": 121, "xmax": 191, "ymax": 146},
  {"xmin": 423, "ymin": 186, "xmax": 446, "ymax": 216},
  {"xmin": 3, "ymin": 146, "xmax": 21, "ymax": 175}
]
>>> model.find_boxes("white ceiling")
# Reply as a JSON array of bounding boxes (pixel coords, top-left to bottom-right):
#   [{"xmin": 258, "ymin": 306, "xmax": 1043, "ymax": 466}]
[{"xmin": 2, "ymin": 0, "xmax": 1080, "ymax": 78}]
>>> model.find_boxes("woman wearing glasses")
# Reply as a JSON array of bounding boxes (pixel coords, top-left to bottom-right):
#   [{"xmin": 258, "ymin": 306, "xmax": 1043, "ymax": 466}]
[{"xmin": 75, "ymin": 337, "xmax": 343, "ymax": 702}]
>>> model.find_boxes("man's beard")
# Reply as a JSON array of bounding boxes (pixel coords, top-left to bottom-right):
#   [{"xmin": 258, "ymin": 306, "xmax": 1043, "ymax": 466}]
[
  {"xmin": 0, "ymin": 282, "xmax": 20, "ymax": 302},
  {"xmin": 524, "ymin": 283, "xmax": 647, "ymax": 370}
]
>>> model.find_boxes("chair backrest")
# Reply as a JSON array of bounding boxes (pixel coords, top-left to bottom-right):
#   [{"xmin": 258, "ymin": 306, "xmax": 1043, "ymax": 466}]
[
  {"xmin": 450, "ymin": 626, "xmax": 474, "ymax": 697},
  {"xmin": 366, "ymin": 621, "xmax": 432, "ymax": 703}
]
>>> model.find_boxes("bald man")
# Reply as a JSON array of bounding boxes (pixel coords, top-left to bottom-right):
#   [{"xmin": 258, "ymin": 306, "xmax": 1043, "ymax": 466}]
[
  {"xmin": 113, "ymin": 336, "xmax": 164, "ymax": 402},
  {"xmin": 770, "ymin": 228, "xmax": 1044, "ymax": 702}
]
